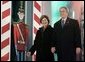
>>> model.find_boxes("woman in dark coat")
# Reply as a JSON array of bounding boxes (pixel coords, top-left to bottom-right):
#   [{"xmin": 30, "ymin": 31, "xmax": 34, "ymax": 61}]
[{"xmin": 27, "ymin": 15, "xmax": 55, "ymax": 61}]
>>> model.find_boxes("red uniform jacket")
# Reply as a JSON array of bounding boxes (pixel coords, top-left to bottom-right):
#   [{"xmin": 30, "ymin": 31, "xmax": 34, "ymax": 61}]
[{"xmin": 13, "ymin": 22, "xmax": 29, "ymax": 52}]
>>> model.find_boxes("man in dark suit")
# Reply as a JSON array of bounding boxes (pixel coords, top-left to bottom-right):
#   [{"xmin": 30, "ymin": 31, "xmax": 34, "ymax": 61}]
[{"xmin": 54, "ymin": 7, "xmax": 81, "ymax": 61}]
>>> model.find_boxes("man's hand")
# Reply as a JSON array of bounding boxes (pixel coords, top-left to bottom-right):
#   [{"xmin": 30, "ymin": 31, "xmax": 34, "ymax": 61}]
[
  {"xmin": 51, "ymin": 47, "xmax": 56, "ymax": 53},
  {"xmin": 76, "ymin": 47, "xmax": 81, "ymax": 54},
  {"xmin": 76, "ymin": 47, "xmax": 81, "ymax": 61}
]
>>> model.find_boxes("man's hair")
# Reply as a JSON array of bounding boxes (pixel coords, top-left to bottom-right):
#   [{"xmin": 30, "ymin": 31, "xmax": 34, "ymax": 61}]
[{"xmin": 60, "ymin": 6, "xmax": 69, "ymax": 13}]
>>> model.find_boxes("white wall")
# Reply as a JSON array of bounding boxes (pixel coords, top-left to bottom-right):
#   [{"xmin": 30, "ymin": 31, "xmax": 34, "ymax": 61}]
[{"xmin": 42, "ymin": 1, "xmax": 52, "ymax": 25}]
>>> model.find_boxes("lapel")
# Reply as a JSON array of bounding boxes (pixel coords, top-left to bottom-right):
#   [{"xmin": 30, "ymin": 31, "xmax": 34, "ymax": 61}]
[{"xmin": 64, "ymin": 17, "xmax": 70, "ymax": 26}]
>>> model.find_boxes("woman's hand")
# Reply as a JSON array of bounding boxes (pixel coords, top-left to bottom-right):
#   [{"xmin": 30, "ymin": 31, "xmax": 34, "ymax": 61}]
[
  {"xmin": 27, "ymin": 52, "xmax": 31, "ymax": 57},
  {"xmin": 51, "ymin": 47, "xmax": 56, "ymax": 53}
]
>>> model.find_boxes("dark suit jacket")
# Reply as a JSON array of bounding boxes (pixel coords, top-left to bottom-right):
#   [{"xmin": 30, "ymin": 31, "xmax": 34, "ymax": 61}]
[
  {"xmin": 29, "ymin": 25, "xmax": 54, "ymax": 61},
  {"xmin": 54, "ymin": 17, "xmax": 81, "ymax": 61}
]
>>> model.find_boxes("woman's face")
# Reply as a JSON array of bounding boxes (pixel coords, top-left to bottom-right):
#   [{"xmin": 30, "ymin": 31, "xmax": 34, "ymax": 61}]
[{"xmin": 41, "ymin": 18, "xmax": 49, "ymax": 27}]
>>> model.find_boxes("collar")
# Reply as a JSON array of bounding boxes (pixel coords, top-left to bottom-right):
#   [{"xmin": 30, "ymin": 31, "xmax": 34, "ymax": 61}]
[{"xmin": 61, "ymin": 17, "xmax": 67, "ymax": 24}]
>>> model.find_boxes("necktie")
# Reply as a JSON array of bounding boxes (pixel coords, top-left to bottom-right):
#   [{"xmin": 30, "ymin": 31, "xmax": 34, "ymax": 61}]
[{"xmin": 61, "ymin": 20, "xmax": 64, "ymax": 28}]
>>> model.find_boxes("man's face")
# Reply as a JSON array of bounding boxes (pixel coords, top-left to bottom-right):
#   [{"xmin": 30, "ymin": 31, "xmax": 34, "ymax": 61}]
[{"xmin": 60, "ymin": 8, "xmax": 68, "ymax": 18}]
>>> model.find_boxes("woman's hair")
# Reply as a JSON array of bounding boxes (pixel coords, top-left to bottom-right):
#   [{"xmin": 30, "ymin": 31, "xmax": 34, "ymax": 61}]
[{"xmin": 40, "ymin": 15, "xmax": 50, "ymax": 23}]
